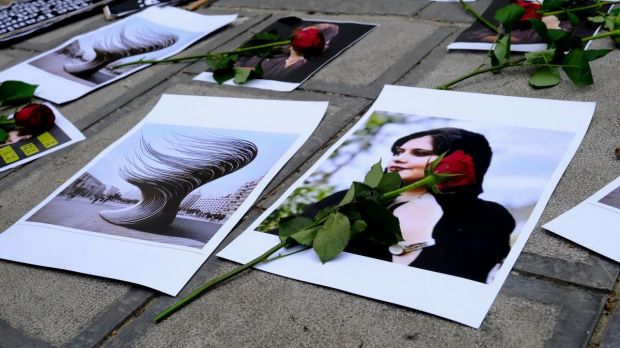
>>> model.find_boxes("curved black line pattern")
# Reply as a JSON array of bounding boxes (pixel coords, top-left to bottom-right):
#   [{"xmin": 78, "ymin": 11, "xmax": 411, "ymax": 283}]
[
  {"xmin": 64, "ymin": 26, "xmax": 179, "ymax": 75},
  {"xmin": 99, "ymin": 133, "xmax": 258, "ymax": 228}
]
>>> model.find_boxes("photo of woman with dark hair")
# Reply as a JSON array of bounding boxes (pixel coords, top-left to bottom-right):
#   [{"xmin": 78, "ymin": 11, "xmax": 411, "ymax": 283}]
[{"xmin": 300, "ymin": 127, "xmax": 515, "ymax": 283}]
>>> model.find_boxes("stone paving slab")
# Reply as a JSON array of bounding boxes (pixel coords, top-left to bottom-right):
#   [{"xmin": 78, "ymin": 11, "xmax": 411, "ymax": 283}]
[
  {"xmin": 213, "ymin": 0, "xmax": 428, "ymax": 16},
  {"xmin": 105, "ymin": 267, "xmax": 603, "ymax": 347}
]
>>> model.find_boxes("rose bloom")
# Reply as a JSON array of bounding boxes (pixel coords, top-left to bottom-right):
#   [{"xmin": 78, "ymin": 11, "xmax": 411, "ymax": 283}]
[
  {"xmin": 14, "ymin": 103, "xmax": 56, "ymax": 135},
  {"xmin": 434, "ymin": 149, "xmax": 477, "ymax": 191},
  {"xmin": 513, "ymin": 0, "xmax": 543, "ymax": 21},
  {"xmin": 290, "ymin": 27, "xmax": 325, "ymax": 56}
]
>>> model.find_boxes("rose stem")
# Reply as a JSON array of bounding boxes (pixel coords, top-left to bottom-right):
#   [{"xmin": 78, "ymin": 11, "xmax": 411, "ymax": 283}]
[
  {"xmin": 434, "ymin": 57, "xmax": 527, "ymax": 90},
  {"xmin": 459, "ymin": 0, "xmax": 500, "ymax": 34},
  {"xmin": 542, "ymin": 1, "xmax": 620, "ymax": 17},
  {"xmin": 112, "ymin": 41, "xmax": 291, "ymax": 69},
  {"xmin": 154, "ymin": 240, "xmax": 290, "ymax": 323}
]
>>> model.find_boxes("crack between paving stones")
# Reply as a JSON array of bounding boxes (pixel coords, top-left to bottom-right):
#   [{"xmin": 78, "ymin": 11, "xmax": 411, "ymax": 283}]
[
  {"xmin": 587, "ymin": 276, "xmax": 620, "ymax": 348},
  {"xmin": 512, "ymin": 269, "xmax": 612, "ymax": 294},
  {"xmin": 94, "ymin": 293, "xmax": 157, "ymax": 348}
]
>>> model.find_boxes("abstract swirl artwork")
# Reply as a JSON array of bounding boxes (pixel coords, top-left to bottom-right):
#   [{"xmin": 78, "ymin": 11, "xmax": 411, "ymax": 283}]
[{"xmin": 99, "ymin": 133, "xmax": 258, "ymax": 228}]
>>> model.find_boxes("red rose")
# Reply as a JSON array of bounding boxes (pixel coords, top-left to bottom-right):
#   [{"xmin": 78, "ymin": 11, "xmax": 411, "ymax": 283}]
[
  {"xmin": 14, "ymin": 103, "xmax": 56, "ymax": 135},
  {"xmin": 434, "ymin": 150, "xmax": 477, "ymax": 191},
  {"xmin": 513, "ymin": 0, "xmax": 543, "ymax": 21},
  {"xmin": 290, "ymin": 27, "xmax": 325, "ymax": 57}
]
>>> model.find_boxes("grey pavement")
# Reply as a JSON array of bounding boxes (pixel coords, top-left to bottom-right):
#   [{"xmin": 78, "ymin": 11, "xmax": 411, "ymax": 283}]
[{"xmin": 0, "ymin": 1, "xmax": 619, "ymax": 347}]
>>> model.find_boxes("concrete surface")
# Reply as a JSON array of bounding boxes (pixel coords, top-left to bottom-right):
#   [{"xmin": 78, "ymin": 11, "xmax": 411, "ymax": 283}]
[{"xmin": 1, "ymin": 0, "xmax": 619, "ymax": 347}]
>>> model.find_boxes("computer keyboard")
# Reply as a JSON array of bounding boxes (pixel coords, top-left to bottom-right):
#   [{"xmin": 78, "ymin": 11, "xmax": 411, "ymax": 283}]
[{"xmin": 0, "ymin": 0, "xmax": 112, "ymax": 43}]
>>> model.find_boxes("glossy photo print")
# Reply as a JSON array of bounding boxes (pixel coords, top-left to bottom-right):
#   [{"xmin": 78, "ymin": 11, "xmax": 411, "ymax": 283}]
[
  {"xmin": 195, "ymin": 17, "xmax": 376, "ymax": 91},
  {"xmin": 448, "ymin": 0, "xmax": 608, "ymax": 52},
  {"xmin": 0, "ymin": 7, "xmax": 236, "ymax": 103},
  {"xmin": 545, "ymin": 176, "xmax": 620, "ymax": 263},
  {"xmin": 0, "ymin": 94, "xmax": 327, "ymax": 295},
  {"xmin": 219, "ymin": 85, "xmax": 595, "ymax": 328},
  {"xmin": 27, "ymin": 124, "xmax": 297, "ymax": 249}
]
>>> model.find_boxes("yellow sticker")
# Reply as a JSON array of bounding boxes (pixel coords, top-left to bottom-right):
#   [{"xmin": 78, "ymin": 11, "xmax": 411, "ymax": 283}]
[
  {"xmin": 20, "ymin": 143, "xmax": 40, "ymax": 156},
  {"xmin": 37, "ymin": 132, "xmax": 58, "ymax": 148},
  {"xmin": 0, "ymin": 146, "xmax": 20, "ymax": 164}
]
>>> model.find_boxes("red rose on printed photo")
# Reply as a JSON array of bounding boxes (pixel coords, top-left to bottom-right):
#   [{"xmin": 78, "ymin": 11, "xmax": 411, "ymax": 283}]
[
  {"xmin": 290, "ymin": 27, "xmax": 326, "ymax": 56},
  {"xmin": 14, "ymin": 103, "xmax": 56, "ymax": 135},
  {"xmin": 434, "ymin": 149, "xmax": 477, "ymax": 191},
  {"xmin": 513, "ymin": 0, "xmax": 543, "ymax": 22}
]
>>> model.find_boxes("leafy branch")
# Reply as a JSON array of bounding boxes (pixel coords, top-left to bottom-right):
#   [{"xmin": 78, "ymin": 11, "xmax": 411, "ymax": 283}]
[
  {"xmin": 154, "ymin": 154, "xmax": 459, "ymax": 322},
  {"xmin": 437, "ymin": 0, "xmax": 616, "ymax": 90}
]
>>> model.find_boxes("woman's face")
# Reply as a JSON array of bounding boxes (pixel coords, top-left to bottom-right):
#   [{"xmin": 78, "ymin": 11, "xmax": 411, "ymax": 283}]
[{"xmin": 387, "ymin": 135, "xmax": 438, "ymax": 184}]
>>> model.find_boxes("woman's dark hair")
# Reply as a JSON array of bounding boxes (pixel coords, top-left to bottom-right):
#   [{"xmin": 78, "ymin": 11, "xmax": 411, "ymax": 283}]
[{"xmin": 391, "ymin": 127, "xmax": 492, "ymax": 195}]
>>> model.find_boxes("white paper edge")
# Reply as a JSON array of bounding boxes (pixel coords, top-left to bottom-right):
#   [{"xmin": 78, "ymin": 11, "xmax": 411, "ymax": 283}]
[
  {"xmin": 0, "ymin": 8, "xmax": 237, "ymax": 104},
  {"xmin": 0, "ymin": 104, "xmax": 85, "ymax": 172},
  {"xmin": 0, "ymin": 94, "xmax": 327, "ymax": 295},
  {"xmin": 543, "ymin": 176, "xmax": 620, "ymax": 263},
  {"xmin": 447, "ymin": 42, "xmax": 548, "ymax": 52},
  {"xmin": 218, "ymin": 85, "xmax": 595, "ymax": 328}
]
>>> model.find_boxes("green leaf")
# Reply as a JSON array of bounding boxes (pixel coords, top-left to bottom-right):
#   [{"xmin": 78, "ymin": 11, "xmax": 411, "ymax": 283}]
[
  {"xmin": 233, "ymin": 67, "xmax": 253, "ymax": 84},
  {"xmin": 363, "ymin": 161, "xmax": 383, "ymax": 188},
  {"xmin": 529, "ymin": 66, "xmax": 561, "ymax": 88},
  {"xmin": 584, "ymin": 49, "xmax": 611, "ymax": 62},
  {"xmin": 542, "ymin": 0, "xmax": 567, "ymax": 11},
  {"xmin": 350, "ymin": 219, "xmax": 367, "ymax": 238},
  {"xmin": 562, "ymin": 49, "xmax": 593, "ymax": 86},
  {"xmin": 529, "ymin": 19, "xmax": 550, "ymax": 43},
  {"xmin": 289, "ymin": 226, "xmax": 319, "ymax": 246},
  {"xmin": 0, "ymin": 128, "xmax": 7, "ymax": 143},
  {"xmin": 278, "ymin": 216, "xmax": 313, "ymax": 242},
  {"xmin": 339, "ymin": 184, "xmax": 356, "ymax": 207},
  {"xmin": 494, "ymin": 4, "xmax": 525, "ymax": 33},
  {"xmin": 312, "ymin": 212, "xmax": 351, "ymax": 263},
  {"xmin": 0, "ymin": 80, "xmax": 38, "ymax": 107},
  {"xmin": 492, "ymin": 34, "xmax": 511, "ymax": 67},
  {"xmin": 565, "ymin": 10, "xmax": 579, "ymax": 27},
  {"xmin": 587, "ymin": 16, "xmax": 605, "ymax": 24},
  {"xmin": 525, "ymin": 48, "xmax": 556, "ymax": 65},
  {"xmin": 205, "ymin": 54, "xmax": 238, "ymax": 71},
  {"xmin": 547, "ymin": 29, "xmax": 569, "ymax": 43},
  {"xmin": 376, "ymin": 172, "xmax": 402, "ymax": 194},
  {"xmin": 212, "ymin": 68, "xmax": 235, "ymax": 84},
  {"xmin": 357, "ymin": 200, "xmax": 402, "ymax": 246}
]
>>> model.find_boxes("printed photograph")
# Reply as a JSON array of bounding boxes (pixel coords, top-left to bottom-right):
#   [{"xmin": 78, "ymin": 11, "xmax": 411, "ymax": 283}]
[
  {"xmin": 234, "ymin": 17, "xmax": 375, "ymax": 83},
  {"xmin": 28, "ymin": 124, "xmax": 297, "ymax": 248},
  {"xmin": 454, "ymin": 0, "xmax": 605, "ymax": 47},
  {"xmin": 598, "ymin": 185, "xmax": 620, "ymax": 211},
  {"xmin": 258, "ymin": 111, "xmax": 575, "ymax": 284},
  {"xmin": 29, "ymin": 16, "xmax": 195, "ymax": 87}
]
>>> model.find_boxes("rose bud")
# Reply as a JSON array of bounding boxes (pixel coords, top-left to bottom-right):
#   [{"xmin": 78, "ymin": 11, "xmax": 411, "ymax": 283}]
[
  {"xmin": 290, "ymin": 27, "xmax": 326, "ymax": 57},
  {"xmin": 14, "ymin": 103, "xmax": 56, "ymax": 135},
  {"xmin": 434, "ymin": 150, "xmax": 477, "ymax": 191},
  {"xmin": 513, "ymin": 0, "xmax": 543, "ymax": 22}
]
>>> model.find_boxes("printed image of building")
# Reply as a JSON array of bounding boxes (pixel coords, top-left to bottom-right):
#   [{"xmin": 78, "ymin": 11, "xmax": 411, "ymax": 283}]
[
  {"xmin": 218, "ymin": 179, "xmax": 260, "ymax": 218},
  {"xmin": 62, "ymin": 172, "xmax": 107, "ymax": 198},
  {"xmin": 180, "ymin": 192, "xmax": 201, "ymax": 210}
]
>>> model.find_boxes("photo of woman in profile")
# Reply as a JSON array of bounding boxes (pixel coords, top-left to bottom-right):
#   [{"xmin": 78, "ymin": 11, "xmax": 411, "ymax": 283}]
[
  {"xmin": 235, "ymin": 23, "xmax": 340, "ymax": 82},
  {"xmin": 302, "ymin": 128, "xmax": 516, "ymax": 284}
]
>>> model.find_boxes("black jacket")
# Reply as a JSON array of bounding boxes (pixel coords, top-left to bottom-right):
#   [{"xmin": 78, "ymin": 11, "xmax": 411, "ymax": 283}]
[{"xmin": 302, "ymin": 190, "xmax": 515, "ymax": 283}]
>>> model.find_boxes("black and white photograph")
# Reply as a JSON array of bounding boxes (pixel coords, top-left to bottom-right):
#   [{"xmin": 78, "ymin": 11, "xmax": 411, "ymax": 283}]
[
  {"xmin": 28, "ymin": 124, "xmax": 298, "ymax": 248},
  {"xmin": 0, "ymin": 94, "xmax": 327, "ymax": 295},
  {"xmin": 0, "ymin": 7, "xmax": 236, "ymax": 103},
  {"xmin": 29, "ymin": 17, "xmax": 193, "ymax": 87}
]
